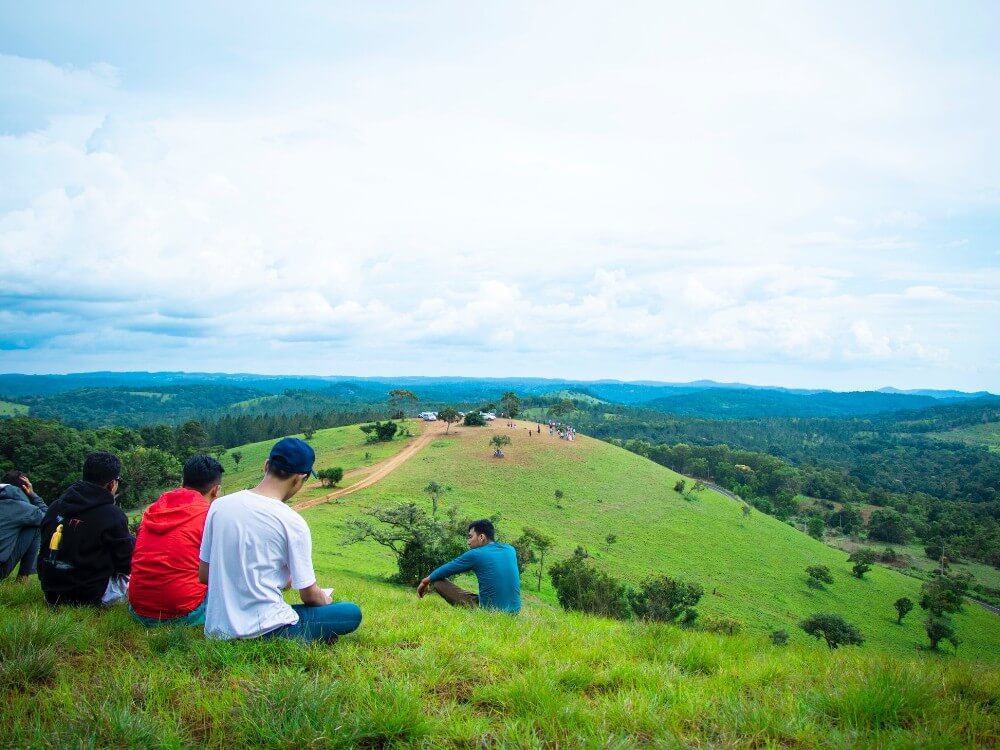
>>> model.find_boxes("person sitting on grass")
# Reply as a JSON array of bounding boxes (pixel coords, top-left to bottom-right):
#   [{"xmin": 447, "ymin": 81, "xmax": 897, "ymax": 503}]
[
  {"xmin": 0, "ymin": 471, "xmax": 47, "ymax": 583},
  {"xmin": 417, "ymin": 519, "xmax": 521, "ymax": 613},
  {"xmin": 198, "ymin": 437, "xmax": 362, "ymax": 642},
  {"xmin": 128, "ymin": 455, "xmax": 224, "ymax": 627},
  {"xmin": 37, "ymin": 452, "xmax": 134, "ymax": 606}
]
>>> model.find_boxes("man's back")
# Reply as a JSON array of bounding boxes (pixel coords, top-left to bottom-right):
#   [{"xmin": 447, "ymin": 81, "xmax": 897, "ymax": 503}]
[
  {"xmin": 38, "ymin": 481, "xmax": 133, "ymax": 605},
  {"xmin": 430, "ymin": 542, "xmax": 521, "ymax": 613},
  {"xmin": 200, "ymin": 490, "xmax": 316, "ymax": 639},
  {"xmin": 129, "ymin": 488, "xmax": 209, "ymax": 619}
]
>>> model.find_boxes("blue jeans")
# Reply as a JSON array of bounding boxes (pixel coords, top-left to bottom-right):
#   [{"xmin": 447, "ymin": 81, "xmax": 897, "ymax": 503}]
[
  {"xmin": 266, "ymin": 602, "xmax": 362, "ymax": 642},
  {"xmin": 129, "ymin": 597, "xmax": 207, "ymax": 627}
]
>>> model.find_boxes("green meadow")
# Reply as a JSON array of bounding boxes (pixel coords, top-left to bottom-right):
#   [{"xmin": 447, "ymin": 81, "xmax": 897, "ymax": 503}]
[
  {"xmin": 930, "ymin": 422, "xmax": 1000, "ymax": 452},
  {"xmin": 0, "ymin": 400, "xmax": 29, "ymax": 417},
  {"xmin": 217, "ymin": 421, "xmax": 419, "ymax": 499},
  {"xmin": 1, "ymin": 420, "xmax": 998, "ymax": 748}
]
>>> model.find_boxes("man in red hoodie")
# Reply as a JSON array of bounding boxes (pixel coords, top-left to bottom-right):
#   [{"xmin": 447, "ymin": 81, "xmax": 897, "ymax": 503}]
[{"xmin": 128, "ymin": 455, "xmax": 224, "ymax": 626}]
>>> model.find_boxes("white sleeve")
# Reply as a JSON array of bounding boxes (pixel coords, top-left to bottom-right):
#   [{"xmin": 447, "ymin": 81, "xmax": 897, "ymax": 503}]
[
  {"xmin": 286, "ymin": 516, "xmax": 316, "ymax": 590},
  {"xmin": 199, "ymin": 508, "xmax": 214, "ymax": 563}
]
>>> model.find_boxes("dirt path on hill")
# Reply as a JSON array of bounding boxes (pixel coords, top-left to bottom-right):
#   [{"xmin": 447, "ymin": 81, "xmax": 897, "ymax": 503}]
[{"xmin": 292, "ymin": 420, "xmax": 449, "ymax": 512}]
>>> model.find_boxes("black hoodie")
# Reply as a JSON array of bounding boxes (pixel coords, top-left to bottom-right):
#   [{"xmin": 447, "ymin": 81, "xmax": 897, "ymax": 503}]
[{"xmin": 38, "ymin": 480, "xmax": 135, "ymax": 605}]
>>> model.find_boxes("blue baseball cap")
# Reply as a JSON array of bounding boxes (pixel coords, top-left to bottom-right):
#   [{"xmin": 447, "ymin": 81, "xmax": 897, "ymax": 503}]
[{"xmin": 268, "ymin": 437, "xmax": 318, "ymax": 478}]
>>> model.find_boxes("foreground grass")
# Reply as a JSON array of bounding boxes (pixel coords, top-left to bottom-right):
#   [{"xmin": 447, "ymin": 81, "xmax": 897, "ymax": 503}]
[{"xmin": 2, "ymin": 574, "xmax": 998, "ymax": 749}]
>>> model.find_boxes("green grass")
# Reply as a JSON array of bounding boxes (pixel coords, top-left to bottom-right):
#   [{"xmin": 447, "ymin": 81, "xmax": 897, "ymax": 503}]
[
  {"xmin": 0, "ymin": 399, "xmax": 29, "ymax": 416},
  {"xmin": 228, "ymin": 394, "xmax": 283, "ymax": 410},
  {"xmin": 929, "ymin": 422, "xmax": 1000, "ymax": 452},
  {"xmin": 308, "ymin": 425, "xmax": 1000, "ymax": 661},
  {"xmin": 2, "ymin": 421, "xmax": 999, "ymax": 747},
  {"xmin": 218, "ymin": 420, "xmax": 420, "ymax": 498}
]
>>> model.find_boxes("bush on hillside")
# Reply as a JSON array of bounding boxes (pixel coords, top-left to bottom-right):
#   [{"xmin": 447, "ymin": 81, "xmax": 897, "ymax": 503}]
[
  {"xmin": 628, "ymin": 575, "xmax": 703, "ymax": 624},
  {"xmin": 702, "ymin": 614, "xmax": 743, "ymax": 635},
  {"xmin": 919, "ymin": 574, "xmax": 969, "ymax": 616},
  {"xmin": 805, "ymin": 564, "xmax": 834, "ymax": 590},
  {"xmin": 894, "ymin": 597, "xmax": 914, "ymax": 624},
  {"xmin": 867, "ymin": 508, "xmax": 910, "ymax": 544},
  {"xmin": 343, "ymin": 503, "xmax": 475, "ymax": 585},
  {"xmin": 807, "ymin": 516, "xmax": 825, "ymax": 540},
  {"xmin": 848, "ymin": 548, "xmax": 877, "ymax": 578},
  {"xmin": 770, "ymin": 628, "xmax": 789, "ymax": 646},
  {"xmin": 359, "ymin": 420, "xmax": 398, "ymax": 443},
  {"xmin": 924, "ymin": 614, "xmax": 960, "ymax": 652},
  {"xmin": 799, "ymin": 613, "xmax": 864, "ymax": 650},
  {"xmin": 463, "ymin": 411, "xmax": 486, "ymax": 427},
  {"xmin": 317, "ymin": 467, "xmax": 344, "ymax": 488},
  {"xmin": 548, "ymin": 555, "xmax": 631, "ymax": 620}
]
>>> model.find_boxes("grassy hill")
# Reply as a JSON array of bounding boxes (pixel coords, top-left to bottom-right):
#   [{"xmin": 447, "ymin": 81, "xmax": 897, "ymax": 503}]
[
  {"xmin": 930, "ymin": 422, "xmax": 1000, "ymax": 452},
  {"xmin": 307, "ymin": 421, "xmax": 1000, "ymax": 662},
  {"xmin": 2, "ymin": 420, "xmax": 999, "ymax": 747}
]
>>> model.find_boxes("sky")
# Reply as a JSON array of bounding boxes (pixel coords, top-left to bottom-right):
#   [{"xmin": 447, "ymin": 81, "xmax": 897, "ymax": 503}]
[{"xmin": 1, "ymin": 1, "xmax": 998, "ymax": 391}]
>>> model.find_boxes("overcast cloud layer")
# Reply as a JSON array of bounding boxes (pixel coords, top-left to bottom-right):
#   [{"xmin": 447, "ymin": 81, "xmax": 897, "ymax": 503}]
[{"xmin": 1, "ymin": 2, "xmax": 998, "ymax": 390}]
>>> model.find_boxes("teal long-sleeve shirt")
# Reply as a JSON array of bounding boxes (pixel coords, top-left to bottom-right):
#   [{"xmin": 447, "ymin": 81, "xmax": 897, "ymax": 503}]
[{"xmin": 428, "ymin": 542, "xmax": 521, "ymax": 613}]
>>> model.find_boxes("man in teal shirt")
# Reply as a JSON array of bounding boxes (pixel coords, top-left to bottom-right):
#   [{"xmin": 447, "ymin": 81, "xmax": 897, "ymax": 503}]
[{"xmin": 417, "ymin": 519, "xmax": 521, "ymax": 613}]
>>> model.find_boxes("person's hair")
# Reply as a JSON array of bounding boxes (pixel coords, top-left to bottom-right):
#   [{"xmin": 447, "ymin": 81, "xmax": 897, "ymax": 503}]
[
  {"xmin": 182, "ymin": 454, "xmax": 225, "ymax": 493},
  {"xmin": 468, "ymin": 519, "xmax": 495, "ymax": 540},
  {"xmin": 82, "ymin": 452, "xmax": 122, "ymax": 486},
  {"xmin": 265, "ymin": 464, "xmax": 297, "ymax": 481},
  {"xmin": 1, "ymin": 470, "xmax": 28, "ymax": 492}
]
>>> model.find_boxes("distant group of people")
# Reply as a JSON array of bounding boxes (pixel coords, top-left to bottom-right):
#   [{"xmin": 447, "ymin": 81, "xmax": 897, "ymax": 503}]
[
  {"xmin": 549, "ymin": 421, "xmax": 577, "ymax": 441},
  {"xmin": 0, "ymin": 436, "xmax": 520, "ymax": 642}
]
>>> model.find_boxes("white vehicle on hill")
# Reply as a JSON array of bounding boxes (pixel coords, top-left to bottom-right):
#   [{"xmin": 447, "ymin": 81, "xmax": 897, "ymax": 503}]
[
  {"xmin": 480, "ymin": 411, "xmax": 496, "ymax": 421},
  {"xmin": 419, "ymin": 411, "xmax": 438, "ymax": 421}
]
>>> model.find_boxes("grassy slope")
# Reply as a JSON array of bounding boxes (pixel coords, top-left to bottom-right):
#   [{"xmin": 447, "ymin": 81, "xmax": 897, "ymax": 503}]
[
  {"xmin": 0, "ymin": 400, "xmax": 29, "ymax": 416},
  {"xmin": 3, "ymin": 421, "xmax": 999, "ymax": 748},
  {"xmin": 930, "ymin": 422, "xmax": 1000, "ymax": 452},
  {"xmin": 217, "ymin": 421, "xmax": 421, "ymax": 501},
  {"xmin": 306, "ymin": 422, "xmax": 1000, "ymax": 662}
]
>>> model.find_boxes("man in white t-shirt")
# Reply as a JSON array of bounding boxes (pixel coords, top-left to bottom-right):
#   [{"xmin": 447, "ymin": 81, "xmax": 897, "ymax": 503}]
[{"xmin": 198, "ymin": 437, "xmax": 362, "ymax": 642}]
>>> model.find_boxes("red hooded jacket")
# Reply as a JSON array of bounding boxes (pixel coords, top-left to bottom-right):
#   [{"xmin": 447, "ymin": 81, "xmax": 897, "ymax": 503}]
[{"xmin": 128, "ymin": 488, "xmax": 209, "ymax": 619}]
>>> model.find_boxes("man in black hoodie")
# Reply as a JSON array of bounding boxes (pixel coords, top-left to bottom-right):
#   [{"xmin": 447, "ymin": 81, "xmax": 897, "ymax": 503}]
[{"xmin": 38, "ymin": 452, "xmax": 135, "ymax": 606}]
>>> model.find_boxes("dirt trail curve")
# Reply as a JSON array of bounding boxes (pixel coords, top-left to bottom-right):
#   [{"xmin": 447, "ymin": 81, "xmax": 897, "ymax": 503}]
[{"xmin": 292, "ymin": 420, "xmax": 449, "ymax": 512}]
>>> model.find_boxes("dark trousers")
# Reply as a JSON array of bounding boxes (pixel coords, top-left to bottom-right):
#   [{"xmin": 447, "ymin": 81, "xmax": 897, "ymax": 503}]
[
  {"xmin": 0, "ymin": 527, "xmax": 41, "ymax": 581},
  {"xmin": 431, "ymin": 579, "xmax": 479, "ymax": 608}
]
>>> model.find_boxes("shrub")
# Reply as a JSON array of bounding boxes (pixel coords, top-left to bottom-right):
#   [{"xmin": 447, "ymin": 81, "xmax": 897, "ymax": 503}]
[
  {"xmin": 799, "ymin": 613, "xmax": 864, "ymax": 649},
  {"xmin": 770, "ymin": 629, "xmax": 789, "ymax": 646},
  {"xmin": 894, "ymin": 597, "xmax": 914, "ymax": 625},
  {"xmin": 674, "ymin": 479, "xmax": 686, "ymax": 494},
  {"xmin": 702, "ymin": 614, "xmax": 742, "ymax": 635},
  {"xmin": 463, "ymin": 411, "xmax": 486, "ymax": 427},
  {"xmin": 806, "ymin": 564, "xmax": 834, "ymax": 590},
  {"xmin": 924, "ymin": 615, "xmax": 960, "ymax": 652},
  {"xmin": 548, "ymin": 555, "xmax": 631, "ymax": 620},
  {"xmin": 847, "ymin": 548, "xmax": 877, "ymax": 578},
  {"xmin": 919, "ymin": 574, "xmax": 968, "ymax": 616},
  {"xmin": 317, "ymin": 467, "xmax": 344, "ymax": 488},
  {"xmin": 344, "ymin": 503, "xmax": 472, "ymax": 585},
  {"xmin": 867, "ymin": 508, "xmax": 910, "ymax": 544},
  {"xmin": 807, "ymin": 516, "xmax": 825, "ymax": 540},
  {"xmin": 628, "ymin": 575, "xmax": 703, "ymax": 624}
]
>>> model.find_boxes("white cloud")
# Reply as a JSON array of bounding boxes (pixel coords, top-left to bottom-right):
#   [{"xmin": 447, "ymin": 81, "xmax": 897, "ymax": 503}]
[{"xmin": 0, "ymin": 3, "xmax": 998, "ymax": 389}]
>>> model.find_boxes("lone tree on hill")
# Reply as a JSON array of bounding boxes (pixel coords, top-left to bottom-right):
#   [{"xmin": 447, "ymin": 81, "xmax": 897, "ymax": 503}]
[
  {"xmin": 848, "ymin": 548, "xmax": 877, "ymax": 578},
  {"xmin": 317, "ymin": 467, "xmax": 344, "ymax": 488},
  {"xmin": 805, "ymin": 565, "xmax": 834, "ymax": 590},
  {"xmin": 231, "ymin": 450, "xmax": 243, "ymax": 467},
  {"xmin": 894, "ymin": 597, "xmax": 914, "ymax": 625},
  {"xmin": 554, "ymin": 489, "xmax": 564, "ymax": 503},
  {"xmin": 463, "ymin": 411, "xmax": 486, "ymax": 427},
  {"xmin": 437, "ymin": 407, "xmax": 459, "ymax": 434},
  {"xmin": 515, "ymin": 527, "xmax": 554, "ymax": 591},
  {"xmin": 490, "ymin": 434, "xmax": 512, "ymax": 457},
  {"xmin": 807, "ymin": 516, "xmax": 825, "ymax": 540},
  {"xmin": 919, "ymin": 574, "xmax": 968, "ymax": 616},
  {"xmin": 500, "ymin": 391, "xmax": 521, "ymax": 419},
  {"xmin": 303, "ymin": 428, "xmax": 315, "ymax": 441},
  {"xmin": 387, "ymin": 389, "xmax": 418, "ymax": 419},
  {"xmin": 604, "ymin": 533, "xmax": 618, "ymax": 551},
  {"xmin": 799, "ymin": 613, "xmax": 864, "ymax": 650},
  {"xmin": 424, "ymin": 480, "xmax": 443, "ymax": 518},
  {"xmin": 674, "ymin": 479, "xmax": 686, "ymax": 494},
  {"xmin": 924, "ymin": 615, "xmax": 960, "ymax": 652}
]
